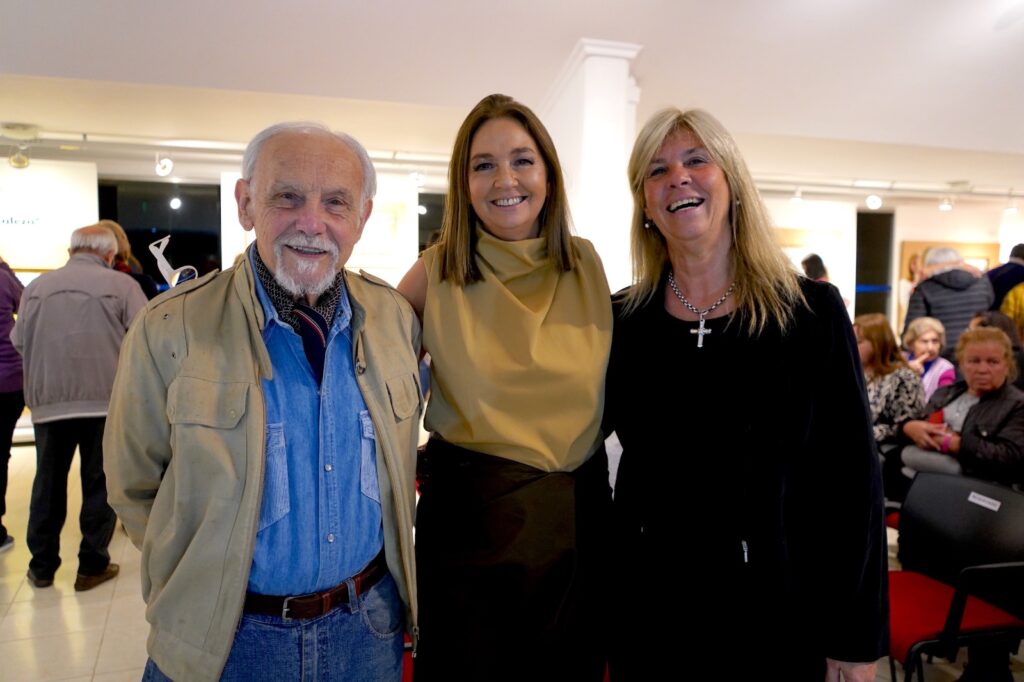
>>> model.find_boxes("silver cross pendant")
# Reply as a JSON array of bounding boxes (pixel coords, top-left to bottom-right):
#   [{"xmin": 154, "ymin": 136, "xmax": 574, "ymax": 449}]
[{"xmin": 691, "ymin": 315, "xmax": 712, "ymax": 348}]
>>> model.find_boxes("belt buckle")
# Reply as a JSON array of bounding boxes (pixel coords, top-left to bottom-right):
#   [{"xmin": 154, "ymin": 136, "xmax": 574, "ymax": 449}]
[{"xmin": 281, "ymin": 595, "xmax": 297, "ymax": 621}]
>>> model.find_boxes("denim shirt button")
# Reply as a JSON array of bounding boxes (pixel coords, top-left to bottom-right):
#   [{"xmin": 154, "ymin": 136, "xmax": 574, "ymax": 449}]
[
  {"xmin": 324, "ymin": 463, "xmax": 333, "ymax": 472},
  {"xmin": 327, "ymin": 533, "xmax": 335, "ymax": 543}
]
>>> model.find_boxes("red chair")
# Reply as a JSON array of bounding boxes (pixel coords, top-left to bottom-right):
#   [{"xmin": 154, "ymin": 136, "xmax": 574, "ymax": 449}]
[{"xmin": 888, "ymin": 473, "xmax": 1024, "ymax": 681}]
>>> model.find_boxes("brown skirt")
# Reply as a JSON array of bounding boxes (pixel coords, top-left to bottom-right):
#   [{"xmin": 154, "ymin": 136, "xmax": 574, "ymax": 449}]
[{"xmin": 413, "ymin": 438, "xmax": 612, "ymax": 682}]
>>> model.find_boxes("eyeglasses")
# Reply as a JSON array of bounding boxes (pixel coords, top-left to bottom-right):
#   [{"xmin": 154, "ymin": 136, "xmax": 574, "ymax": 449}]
[{"xmin": 148, "ymin": 236, "xmax": 198, "ymax": 287}]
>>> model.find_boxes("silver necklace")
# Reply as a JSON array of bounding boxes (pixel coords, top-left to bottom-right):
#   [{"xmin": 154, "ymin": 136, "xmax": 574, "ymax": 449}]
[{"xmin": 667, "ymin": 272, "xmax": 735, "ymax": 349}]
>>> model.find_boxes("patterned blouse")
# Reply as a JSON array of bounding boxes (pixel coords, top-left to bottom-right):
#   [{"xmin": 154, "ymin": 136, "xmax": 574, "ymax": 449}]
[{"xmin": 865, "ymin": 366, "xmax": 925, "ymax": 446}]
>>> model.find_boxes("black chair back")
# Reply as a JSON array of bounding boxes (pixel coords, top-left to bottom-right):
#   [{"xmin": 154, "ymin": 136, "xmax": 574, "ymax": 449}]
[{"xmin": 899, "ymin": 473, "xmax": 1024, "ymax": 616}]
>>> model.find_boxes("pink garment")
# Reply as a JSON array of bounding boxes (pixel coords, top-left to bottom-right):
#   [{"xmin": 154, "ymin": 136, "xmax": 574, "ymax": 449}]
[{"xmin": 919, "ymin": 356, "xmax": 956, "ymax": 401}]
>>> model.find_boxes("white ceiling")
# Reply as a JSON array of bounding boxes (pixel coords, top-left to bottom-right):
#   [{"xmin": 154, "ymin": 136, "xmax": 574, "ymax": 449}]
[{"xmin": 2, "ymin": 0, "xmax": 1023, "ymax": 198}]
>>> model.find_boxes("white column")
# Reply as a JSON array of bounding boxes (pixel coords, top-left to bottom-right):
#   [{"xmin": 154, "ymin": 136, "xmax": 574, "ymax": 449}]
[
  {"xmin": 220, "ymin": 171, "xmax": 250, "ymax": 268},
  {"xmin": 541, "ymin": 39, "xmax": 642, "ymax": 293}
]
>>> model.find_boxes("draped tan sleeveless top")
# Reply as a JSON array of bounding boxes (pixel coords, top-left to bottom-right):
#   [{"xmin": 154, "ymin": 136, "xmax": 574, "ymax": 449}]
[{"xmin": 422, "ymin": 229, "xmax": 612, "ymax": 472}]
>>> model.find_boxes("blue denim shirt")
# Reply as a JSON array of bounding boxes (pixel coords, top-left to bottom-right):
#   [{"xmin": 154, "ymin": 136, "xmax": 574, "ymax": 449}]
[{"xmin": 248, "ymin": 255, "xmax": 383, "ymax": 595}]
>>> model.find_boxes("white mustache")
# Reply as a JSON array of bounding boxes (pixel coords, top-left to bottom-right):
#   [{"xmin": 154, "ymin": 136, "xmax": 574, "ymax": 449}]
[{"xmin": 276, "ymin": 233, "xmax": 339, "ymax": 256}]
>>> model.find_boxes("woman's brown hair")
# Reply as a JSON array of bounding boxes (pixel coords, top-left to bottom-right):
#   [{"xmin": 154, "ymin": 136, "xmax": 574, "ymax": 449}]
[{"xmin": 854, "ymin": 313, "xmax": 909, "ymax": 377}]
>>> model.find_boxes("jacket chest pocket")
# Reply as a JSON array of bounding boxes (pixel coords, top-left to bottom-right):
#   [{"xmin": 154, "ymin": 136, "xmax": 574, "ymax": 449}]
[
  {"xmin": 385, "ymin": 372, "xmax": 421, "ymax": 422},
  {"xmin": 167, "ymin": 377, "xmax": 248, "ymax": 428},
  {"xmin": 166, "ymin": 377, "xmax": 249, "ymax": 492}
]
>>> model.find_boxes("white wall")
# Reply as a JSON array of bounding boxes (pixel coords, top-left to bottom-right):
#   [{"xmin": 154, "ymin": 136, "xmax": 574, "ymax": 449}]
[
  {"xmin": 348, "ymin": 172, "xmax": 420, "ymax": 286},
  {"xmin": 0, "ymin": 160, "xmax": 99, "ymax": 271},
  {"xmin": 219, "ymin": 171, "xmax": 250, "ymax": 267},
  {"xmin": 764, "ymin": 196, "xmax": 859, "ymax": 316}
]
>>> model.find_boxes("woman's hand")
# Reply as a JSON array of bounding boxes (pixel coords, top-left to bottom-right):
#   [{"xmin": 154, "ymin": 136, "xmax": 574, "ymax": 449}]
[
  {"xmin": 945, "ymin": 432, "xmax": 961, "ymax": 454},
  {"xmin": 902, "ymin": 420, "xmax": 946, "ymax": 450},
  {"xmin": 906, "ymin": 355, "xmax": 926, "ymax": 376},
  {"xmin": 826, "ymin": 659, "xmax": 877, "ymax": 682}
]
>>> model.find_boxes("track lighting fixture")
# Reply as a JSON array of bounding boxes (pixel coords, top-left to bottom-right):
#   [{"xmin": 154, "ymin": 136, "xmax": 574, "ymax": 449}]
[
  {"xmin": 8, "ymin": 144, "xmax": 29, "ymax": 169},
  {"xmin": 155, "ymin": 153, "xmax": 174, "ymax": 177}
]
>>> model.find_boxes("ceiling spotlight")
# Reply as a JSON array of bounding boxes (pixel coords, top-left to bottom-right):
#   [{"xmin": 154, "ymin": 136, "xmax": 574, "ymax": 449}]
[
  {"xmin": 8, "ymin": 144, "xmax": 29, "ymax": 169},
  {"xmin": 790, "ymin": 188, "xmax": 803, "ymax": 204},
  {"xmin": 169, "ymin": 197, "xmax": 182, "ymax": 210},
  {"xmin": 155, "ymin": 154, "xmax": 174, "ymax": 177},
  {"xmin": 865, "ymin": 194, "xmax": 883, "ymax": 210},
  {"xmin": 938, "ymin": 196, "xmax": 954, "ymax": 212}
]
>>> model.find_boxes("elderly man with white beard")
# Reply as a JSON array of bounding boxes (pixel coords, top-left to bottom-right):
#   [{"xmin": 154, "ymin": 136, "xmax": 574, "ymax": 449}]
[{"xmin": 104, "ymin": 122, "xmax": 422, "ymax": 682}]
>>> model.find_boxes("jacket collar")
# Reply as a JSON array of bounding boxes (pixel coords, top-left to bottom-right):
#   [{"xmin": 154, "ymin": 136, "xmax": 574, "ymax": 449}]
[
  {"xmin": 942, "ymin": 379, "xmax": 1013, "ymax": 404},
  {"xmin": 233, "ymin": 251, "xmax": 273, "ymax": 381},
  {"xmin": 69, "ymin": 252, "xmax": 110, "ymax": 268}
]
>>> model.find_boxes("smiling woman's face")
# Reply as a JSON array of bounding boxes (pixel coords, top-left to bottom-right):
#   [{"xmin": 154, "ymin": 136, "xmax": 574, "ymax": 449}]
[
  {"xmin": 467, "ymin": 117, "xmax": 547, "ymax": 242},
  {"xmin": 643, "ymin": 128, "xmax": 731, "ymax": 251}
]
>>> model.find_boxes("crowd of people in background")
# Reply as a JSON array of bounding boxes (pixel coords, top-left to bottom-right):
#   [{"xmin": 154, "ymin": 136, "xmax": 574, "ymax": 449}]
[{"xmin": 858, "ymin": 245, "xmax": 1024, "ymax": 514}]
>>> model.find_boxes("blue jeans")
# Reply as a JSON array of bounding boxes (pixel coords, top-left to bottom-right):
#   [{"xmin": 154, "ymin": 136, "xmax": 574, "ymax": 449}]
[{"xmin": 143, "ymin": 573, "xmax": 405, "ymax": 681}]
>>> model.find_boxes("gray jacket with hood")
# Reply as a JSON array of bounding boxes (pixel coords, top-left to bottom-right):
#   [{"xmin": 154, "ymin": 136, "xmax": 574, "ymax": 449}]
[{"xmin": 903, "ymin": 268, "xmax": 994, "ymax": 363}]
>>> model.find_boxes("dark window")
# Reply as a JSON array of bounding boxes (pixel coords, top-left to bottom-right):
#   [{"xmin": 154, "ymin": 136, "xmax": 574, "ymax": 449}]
[{"xmin": 98, "ymin": 181, "xmax": 221, "ymax": 287}]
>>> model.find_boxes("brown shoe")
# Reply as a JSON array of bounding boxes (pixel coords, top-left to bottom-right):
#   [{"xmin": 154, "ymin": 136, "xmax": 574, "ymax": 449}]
[
  {"xmin": 26, "ymin": 569, "xmax": 54, "ymax": 588},
  {"xmin": 74, "ymin": 563, "xmax": 119, "ymax": 592}
]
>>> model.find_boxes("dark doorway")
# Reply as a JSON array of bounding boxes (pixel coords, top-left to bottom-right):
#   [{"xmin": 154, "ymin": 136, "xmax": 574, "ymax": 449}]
[{"xmin": 855, "ymin": 211, "xmax": 894, "ymax": 317}]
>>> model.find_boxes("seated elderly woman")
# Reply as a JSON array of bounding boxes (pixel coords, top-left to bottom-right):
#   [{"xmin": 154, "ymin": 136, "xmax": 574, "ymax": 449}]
[
  {"xmin": 854, "ymin": 314, "xmax": 925, "ymax": 450},
  {"xmin": 903, "ymin": 316, "xmax": 956, "ymax": 401},
  {"xmin": 884, "ymin": 327, "xmax": 1024, "ymax": 502}
]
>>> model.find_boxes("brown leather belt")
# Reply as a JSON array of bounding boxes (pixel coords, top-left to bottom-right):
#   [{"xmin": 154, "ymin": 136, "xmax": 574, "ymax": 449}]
[{"xmin": 243, "ymin": 550, "xmax": 388, "ymax": 620}]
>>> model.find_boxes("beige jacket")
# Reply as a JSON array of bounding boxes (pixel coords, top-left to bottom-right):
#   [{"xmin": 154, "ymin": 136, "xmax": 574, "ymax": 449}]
[{"xmin": 104, "ymin": 255, "xmax": 421, "ymax": 682}]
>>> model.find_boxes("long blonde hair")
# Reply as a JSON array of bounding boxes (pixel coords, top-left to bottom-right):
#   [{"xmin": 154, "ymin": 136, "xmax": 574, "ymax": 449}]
[
  {"xmin": 624, "ymin": 108, "xmax": 804, "ymax": 335},
  {"xmin": 437, "ymin": 94, "xmax": 577, "ymax": 285}
]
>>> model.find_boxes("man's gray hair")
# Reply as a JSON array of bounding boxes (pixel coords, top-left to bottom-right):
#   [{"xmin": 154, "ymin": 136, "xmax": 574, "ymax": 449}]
[
  {"xmin": 923, "ymin": 247, "xmax": 963, "ymax": 267},
  {"xmin": 70, "ymin": 225, "xmax": 117, "ymax": 255},
  {"xmin": 241, "ymin": 122, "xmax": 377, "ymax": 203}
]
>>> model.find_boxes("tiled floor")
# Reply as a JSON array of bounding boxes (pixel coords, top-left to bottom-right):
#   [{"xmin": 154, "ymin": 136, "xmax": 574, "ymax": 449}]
[
  {"xmin": 1, "ymin": 444, "xmax": 146, "ymax": 682},
  {"xmin": 1, "ymin": 441, "xmax": 1022, "ymax": 681}
]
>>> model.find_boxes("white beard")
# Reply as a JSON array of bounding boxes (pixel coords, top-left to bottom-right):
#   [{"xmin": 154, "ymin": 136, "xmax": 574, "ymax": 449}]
[{"xmin": 272, "ymin": 233, "xmax": 340, "ymax": 298}]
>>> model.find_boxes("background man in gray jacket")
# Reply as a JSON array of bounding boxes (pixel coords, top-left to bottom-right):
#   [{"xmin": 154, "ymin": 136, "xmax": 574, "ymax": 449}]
[{"xmin": 11, "ymin": 223, "xmax": 146, "ymax": 590}]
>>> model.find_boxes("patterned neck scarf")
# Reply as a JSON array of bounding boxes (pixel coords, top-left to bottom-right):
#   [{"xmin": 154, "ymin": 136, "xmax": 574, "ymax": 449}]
[{"xmin": 252, "ymin": 246, "xmax": 344, "ymax": 334}]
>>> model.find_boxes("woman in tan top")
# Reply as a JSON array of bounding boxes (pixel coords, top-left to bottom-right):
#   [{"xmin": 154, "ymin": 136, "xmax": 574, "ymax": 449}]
[{"xmin": 398, "ymin": 94, "xmax": 612, "ymax": 681}]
